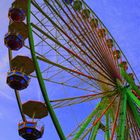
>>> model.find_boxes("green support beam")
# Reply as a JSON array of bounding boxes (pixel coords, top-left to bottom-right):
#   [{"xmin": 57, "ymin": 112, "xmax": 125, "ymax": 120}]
[
  {"xmin": 127, "ymin": 89, "xmax": 140, "ymax": 107},
  {"xmin": 73, "ymin": 103, "xmax": 101, "ymax": 140},
  {"xmin": 89, "ymin": 121, "xmax": 100, "ymax": 140},
  {"xmin": 27, "ymin": 1, "xmax": 66, "ymax": 139},
  {"xmin": 120, "ymin": 67, "xmax": 140, "ymax": 96},
  {"xmin": 127, "ymin": 94, "xmax": 140, "ymax": 128},
  {"xmin": 105, "ymin": 113, "xmax": 110, "ymax": 140},
  {"xmin": 118, "ymin": 66, "xmax": 140, "ymax": 131},
  {"xmin": 90, "ymin": 103, "xmax": 110, "ymax": 140},
  {"xmin": 116, "ymin": 89, "xmax": 127, "ymax": 140},
  {"xmin": 120, "ymin": 66, "xmax": 140, "ymax": 128}
]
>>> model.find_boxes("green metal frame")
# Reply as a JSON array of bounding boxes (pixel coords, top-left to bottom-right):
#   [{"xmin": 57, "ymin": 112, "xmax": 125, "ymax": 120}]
[
  {"xmin": 116, "ymin": 89, "xmax": 127, "ymax": 140},
  {"xmin": 120, "ymin": 66, "xmax": 140, "ymax": 106},
  {"xmin": 27, "ymin": 0, "xmax": 66, "ymax": 139},
  {"xmin": 89, "ymin": 121, "xmax": 100, "ymax": 140},
  {"xmin": 127, "ymin": 95, "xmax": 140, "ymax": 128},
  {"xmin": 105, "ymin": 113, "xmax": 110, "ymax": 140},
  {"xmin": 120, "ymin": 66, "xmax": 140, "ymax": 128},
  {"xmin": 73, "ymin": 103, "xmax": 101, "ymax": 140}
]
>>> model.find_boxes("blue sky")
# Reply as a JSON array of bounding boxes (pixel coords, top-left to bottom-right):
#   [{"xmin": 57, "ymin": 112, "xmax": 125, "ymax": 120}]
[{"xmin": 0, "ymin": 0, "xmax": 140, "ymax": 140}]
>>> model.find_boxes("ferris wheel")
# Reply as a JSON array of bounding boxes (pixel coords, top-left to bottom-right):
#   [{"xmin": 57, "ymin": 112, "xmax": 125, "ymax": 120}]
[{"xmin": 4, "ymin": 0, "xmax": 140, "ymax": 139}]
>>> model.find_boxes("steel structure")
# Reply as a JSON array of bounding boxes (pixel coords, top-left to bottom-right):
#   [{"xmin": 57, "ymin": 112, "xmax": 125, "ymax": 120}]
[{"xmin": 4, "ymin": 0, "xmax": 140, "ymax": 139}]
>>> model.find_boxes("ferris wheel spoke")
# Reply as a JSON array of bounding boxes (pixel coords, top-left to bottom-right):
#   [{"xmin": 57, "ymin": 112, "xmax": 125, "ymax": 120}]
[
  {"xmin": 31, "ymin": 2, "xmax": 46, "ymax": 15},
  {"xmin": 41, "ymin": 66, "xmax": 101, "ymax": 91},
  {"xmin": 58, "ymin": 0, "xmax": 120, "ymax": 81},
  {"xmin": 73, "ymin": 99, "xmax": 111, "ymax": 140},
  {"xmin": 32, "ymin": 1, "xmax": 116, "ymax": 84},
  {"xmin": 85, "ymin": 0, "xmax": 140, "ymax": 84},
  {"xmin": 31, "ymin": 12, "xmax": 61, "ymax": 44},
  {"xmin": 68, "ymin": 122, "xmax": 94, "ymax": 140},
  {"xmin": 60, "ymin": 1, "xmax": 118, "ymax": 80},
  {"xmin": 110, "ymin": 96, "xmax": 121, "ymax": 140},
  {"xmin": 39, "ymin": 9, "xmax": 103, "ymax": 84},
  {"xmin": 127, "ymin": 109, "xmax": 139, "ymax": 140},
  {"xmin": 32, "ymin": 30, "xmax": 101, "ymax": 88},
  {"xmin": 32, "ymin": 26, "xmax": 100, "ymax": 81},
  {"xmin": 45, "ymin": 0, "xmax": 116, "ymax": 82},
  {"xmin": 44, "ymin": 69, "xmax": 101, "ymax": 91},
  {"xmin": 72, "ymin": 103, "xmax": 101, "ymax": 140},
  {"xmin": 81, "ymin": 0, "xmax": 125, "ymax": 79},
  {"xmin": 131, "ymin": 107, "xmax": 140, "ymax": 138},
  {"xmin": 93, "ymin": 94, "xmax": 118, "ymax": 127},
  {"xmin": 67, "ymin": 126, "xmax": 82, "ymax": 139},
  {"xmin": 27, "ymin": 42, "xmax": 102, "ymax": 91},
  {"xmin": 80, "ymin": 125, "xmax": 94, "ymax": 140},
  {"xmin": 126, "ymin": 115, "xmax": 132, "ymax": 140},
  {"xmin": 104, "ymin": 113, "xmax": 110, "ymax": 140},
  {"xmin": 35, "ymin": 55, "xmax": 102, "ymax": 91},
  {"xmin": 51, "ymin": 90, "xmax": 115, "ymax": 109},
  {"xmin": 31, "ymin": 71, "xmax": 102, "ymax": 92},
  {"xmin": 52, "ymin": 1, "xmax": 113, "ymax": 79},
  {"xmin": 89, "ymin": 121, "xmax": 101, "ymax": 140},
  {"xmin": 132, "ymin": 119, "xmax": 140, "ymax": 139},
  {"xmin": 32, "ymin": 24, "xmax": 116, "ymax": 86},
  {"xmin": 37, "ymin": 55, "xmax": 115, "ymax": 87}
]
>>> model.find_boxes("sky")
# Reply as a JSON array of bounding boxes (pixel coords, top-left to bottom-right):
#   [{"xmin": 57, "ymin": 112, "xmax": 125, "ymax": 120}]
[{"xmin": 0, "ymin": 0, "xmax": 140, "ymax": 140}]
